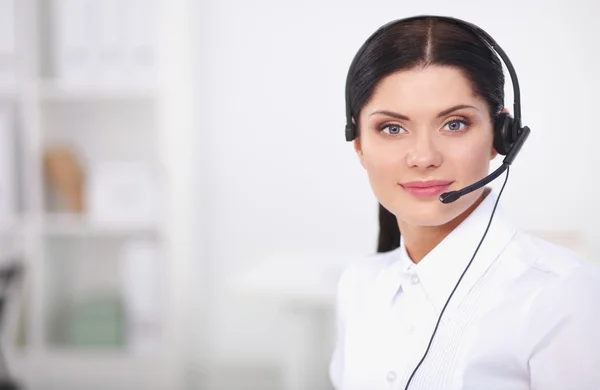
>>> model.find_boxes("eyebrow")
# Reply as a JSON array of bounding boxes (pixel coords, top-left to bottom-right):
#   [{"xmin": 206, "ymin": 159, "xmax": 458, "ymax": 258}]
[{"xmin": 368, "ymin": 104, "xmax": 478, "ymax": 121}]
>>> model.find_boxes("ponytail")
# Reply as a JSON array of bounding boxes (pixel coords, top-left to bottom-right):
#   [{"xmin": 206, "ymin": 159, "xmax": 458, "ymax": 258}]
[{"xmin": 376, "ymin": 203, "xmax": 400, "ymax": 253}]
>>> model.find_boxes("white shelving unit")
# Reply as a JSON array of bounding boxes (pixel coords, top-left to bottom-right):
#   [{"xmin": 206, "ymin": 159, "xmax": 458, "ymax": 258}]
[{"xmin": 0, "ymin": 0, "xmax": 195, "ymax": 389}]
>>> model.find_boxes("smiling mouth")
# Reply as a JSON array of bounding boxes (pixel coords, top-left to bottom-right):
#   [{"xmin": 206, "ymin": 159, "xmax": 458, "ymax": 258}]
[{"xmin": 399, "ymin": 181, "xmax": 453, "ymax": 198}]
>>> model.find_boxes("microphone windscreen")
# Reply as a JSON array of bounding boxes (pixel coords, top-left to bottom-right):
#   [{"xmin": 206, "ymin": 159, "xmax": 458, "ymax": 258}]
[{"xmin": 439, "ymin": 191, "xmax": 462, "ymax": 204}]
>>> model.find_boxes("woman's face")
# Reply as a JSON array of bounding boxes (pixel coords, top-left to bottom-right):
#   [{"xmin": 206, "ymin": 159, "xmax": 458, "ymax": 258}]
[{"xmin": 355, "ymin": 65, "xmax": 498, "ymax": 228}]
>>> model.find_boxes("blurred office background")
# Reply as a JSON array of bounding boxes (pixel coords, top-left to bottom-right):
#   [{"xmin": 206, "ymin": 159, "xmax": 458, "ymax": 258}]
[{"xmin": 0, "ymin": 0, "xmax": 597, "ymax": 389}]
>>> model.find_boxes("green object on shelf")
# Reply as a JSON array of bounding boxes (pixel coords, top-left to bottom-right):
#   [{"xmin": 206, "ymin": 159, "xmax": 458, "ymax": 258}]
[{"xmin": 67, "ymin": 296, "xmax": 124, "ymax": 348}]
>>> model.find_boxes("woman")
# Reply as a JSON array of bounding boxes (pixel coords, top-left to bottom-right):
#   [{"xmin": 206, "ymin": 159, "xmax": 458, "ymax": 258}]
[{"xmin": 329, "ymin": 15, "xmax": 600, "ymax": 390}]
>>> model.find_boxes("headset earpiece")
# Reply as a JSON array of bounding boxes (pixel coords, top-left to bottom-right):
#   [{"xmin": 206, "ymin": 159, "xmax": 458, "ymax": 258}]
[
  {"xmin": 493, "ymin": 112, "xmax": 517, "ymax": 156},
  {"xmin": 345, "ymin": 123, "xmax": 356, "ymax": 142}
]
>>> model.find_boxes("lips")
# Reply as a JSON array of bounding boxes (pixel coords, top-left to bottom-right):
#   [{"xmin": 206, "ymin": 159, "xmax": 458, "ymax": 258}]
[{"xmin": 400, "ymin": 180, "xmax": 453, "ymax": 199}]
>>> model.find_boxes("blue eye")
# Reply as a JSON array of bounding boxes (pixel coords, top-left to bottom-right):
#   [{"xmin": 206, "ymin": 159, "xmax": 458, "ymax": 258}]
[
  {"xmin": 380, "ymin": 124, "xmax": 406, "ymax": 135},
  {"xmin": 444, "ymin": 120, "xmax": 468, "ymax": 132}
]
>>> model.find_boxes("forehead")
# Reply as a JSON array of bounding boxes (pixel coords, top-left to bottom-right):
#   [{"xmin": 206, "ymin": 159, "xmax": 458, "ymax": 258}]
[{"xmin": 364, "ymin": 65, "xmax": 484, "ymax": 116}]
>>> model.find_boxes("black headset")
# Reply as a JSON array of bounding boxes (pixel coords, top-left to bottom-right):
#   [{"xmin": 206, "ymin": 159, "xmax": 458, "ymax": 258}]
[
  {"xmin": 343, "ymin": 16, "xmax": 532, "ymax": 390},
  {"xmin": 344, "ymin": 15, "xmax": 531, "ymax": 204}
]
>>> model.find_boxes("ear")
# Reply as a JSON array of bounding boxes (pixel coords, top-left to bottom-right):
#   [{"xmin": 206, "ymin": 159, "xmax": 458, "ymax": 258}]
[
  {"xmin": 353, "ymin": 137, "xmax": 365, "ymax": 169},
  {"xmin": 351, "ymin": 119, "xmax": 366, "ymax": 168}
]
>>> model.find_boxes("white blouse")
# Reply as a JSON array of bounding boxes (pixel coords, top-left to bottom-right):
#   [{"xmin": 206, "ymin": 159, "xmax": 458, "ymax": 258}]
[{"xmin": 329, "ymin": 188, "xmax": 600, "ymax": 390}]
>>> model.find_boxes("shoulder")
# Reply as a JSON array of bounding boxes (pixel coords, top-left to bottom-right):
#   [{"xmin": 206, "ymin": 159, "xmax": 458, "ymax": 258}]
[
  {"xmin": 510, "ymin": 230, "xmax": 592, "ymax": 277},
  {"xmin": 510, "ymin": 230, "xmax": 600, "ymax": 316}
]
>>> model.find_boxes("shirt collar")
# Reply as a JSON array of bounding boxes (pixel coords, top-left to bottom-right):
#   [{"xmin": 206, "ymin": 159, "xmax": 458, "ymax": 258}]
[{"xmin": 389, "ymin": 187, "xmax": 517, "ymax": 311}]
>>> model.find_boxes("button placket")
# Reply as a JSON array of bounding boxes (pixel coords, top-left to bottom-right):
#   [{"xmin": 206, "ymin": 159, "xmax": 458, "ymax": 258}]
[
  {"xmin": 390, "ymin": 267, "xmax": 430, "ymax": 388},
  {"xmin": 402, "ymin": 278, "xmax": 437, "ymax": 379}
]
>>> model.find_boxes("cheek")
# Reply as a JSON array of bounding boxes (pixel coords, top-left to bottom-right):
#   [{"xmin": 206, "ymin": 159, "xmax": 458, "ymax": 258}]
[
  {"xmin": 361, "ymin": 137, "xmax": 404, "ymax": 179},
  {"xmin": 360, "ymin": 137, "xmax": 406, "ymax": 204},
  {"xmin": 445, "ymin": 137, "xmax": 493, "ymax": 180}
]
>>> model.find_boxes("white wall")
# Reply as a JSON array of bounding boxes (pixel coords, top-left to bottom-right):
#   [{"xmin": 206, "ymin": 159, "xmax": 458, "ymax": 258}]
[{"xmin": 190, "ymin": 0, "xmax": 600, "ymax": 381}]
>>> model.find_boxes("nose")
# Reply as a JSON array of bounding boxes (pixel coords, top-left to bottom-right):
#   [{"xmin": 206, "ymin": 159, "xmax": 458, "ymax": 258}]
[{"xmin": 405, "ymin": 132, "xmax": 443, "ymax": 169}]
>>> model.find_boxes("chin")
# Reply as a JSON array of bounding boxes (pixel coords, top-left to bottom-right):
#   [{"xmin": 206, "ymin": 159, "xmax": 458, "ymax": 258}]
[{"xmin": 400, "ymin": 207, "xmax": 459, "ymax": 227}]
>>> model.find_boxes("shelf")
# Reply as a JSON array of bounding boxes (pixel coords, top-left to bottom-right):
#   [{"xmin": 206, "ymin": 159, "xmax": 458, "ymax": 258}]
[
  {"xmin": 38, "ymin": 81, "xmax": 158, "ymax": 102},
  {"xmin": 1, "ymin": 0, "xmax": 188, "ymax": 389},
  {"xmin": 43, "ymin": 213, "xmax": 159, "ymax": 237}
]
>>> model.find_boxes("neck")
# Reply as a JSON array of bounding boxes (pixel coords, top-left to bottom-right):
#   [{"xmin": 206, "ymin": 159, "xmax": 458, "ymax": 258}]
[{"xmin": 398, "ymin": 189, "xmax": 489, "ymax": 264}]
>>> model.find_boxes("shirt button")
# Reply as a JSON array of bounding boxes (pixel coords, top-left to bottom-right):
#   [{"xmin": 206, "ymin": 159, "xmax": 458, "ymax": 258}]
[
  {"xmin": 410, "ymin": 274, "xmax": 420, "ymax": 285},
  {"xmin": 386, "ymin": 371, "xmax": 397, "ymax": 382},
  {"xmin": 407, "ymin": 324, "xmax": 415, "ymax": 334}
]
